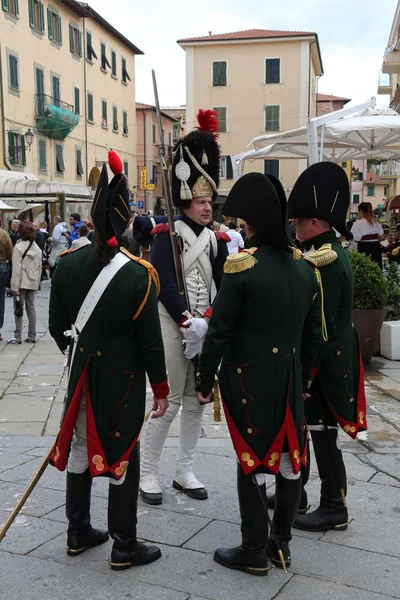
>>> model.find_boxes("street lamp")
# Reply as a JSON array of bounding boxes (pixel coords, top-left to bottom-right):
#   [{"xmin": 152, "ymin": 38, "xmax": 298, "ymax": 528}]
[{"xmin": 24, "ymin": 128, "xmax": 34, "ymax": 150}]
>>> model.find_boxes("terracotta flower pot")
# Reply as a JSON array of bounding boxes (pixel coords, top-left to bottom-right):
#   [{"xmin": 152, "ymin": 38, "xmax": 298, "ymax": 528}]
[{"xmin": 352, "ymin": 308, "xmax": 387, "ymax": 363}]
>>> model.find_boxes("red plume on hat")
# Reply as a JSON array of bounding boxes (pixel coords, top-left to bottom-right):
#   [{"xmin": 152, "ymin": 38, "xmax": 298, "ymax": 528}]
[{"xmin": 196, "ymin": 109, "xmax": 219, "ymax": 139}]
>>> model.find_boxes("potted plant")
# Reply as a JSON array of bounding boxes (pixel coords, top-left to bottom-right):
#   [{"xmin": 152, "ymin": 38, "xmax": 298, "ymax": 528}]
[
  {"xmin": 348, "ymin": 250, "xmax": 388, "ymax": 362},
  {"xmin": 380, "ymin": 261, "xmax": 400, "ymax": 360}
]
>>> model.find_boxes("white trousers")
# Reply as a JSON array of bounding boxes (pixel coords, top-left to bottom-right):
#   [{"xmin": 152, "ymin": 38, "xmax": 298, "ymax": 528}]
[
  {"xmin": 67, "ymin": 388, "xmax": 125, "ymax": 486},
  {"xmin": 254, "ymin": 452, "xmax": 300, "ymax": 485}
]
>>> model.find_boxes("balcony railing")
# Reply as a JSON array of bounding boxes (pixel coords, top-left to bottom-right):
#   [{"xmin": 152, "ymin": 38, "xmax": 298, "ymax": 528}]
[
  {"xmin": 34, "ymin": 94, "xmax": 74, "ymax": 118},
  {"xmin": 367, "ymin": 160, "xmax": 398, "ymax": 178}
]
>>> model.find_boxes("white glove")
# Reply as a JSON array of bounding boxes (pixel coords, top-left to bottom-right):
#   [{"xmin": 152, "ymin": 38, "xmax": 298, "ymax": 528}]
[
  {"xmin": 182, "ymin": 337, "xmax": 202, "ymax": 360},
  {"xmin": 182, "ymin": 317, "xmax": 208, "ymax": 344}
]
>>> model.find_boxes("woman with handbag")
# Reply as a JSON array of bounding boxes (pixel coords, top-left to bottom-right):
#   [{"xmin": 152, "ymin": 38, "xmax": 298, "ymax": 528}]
[
  {"xmin": 8, "ymin": 221, "xmax": 42, "ymax": 344},
  {"xmin": 0, "ymin": 225, "xmax": 13, "ymax": 341}
]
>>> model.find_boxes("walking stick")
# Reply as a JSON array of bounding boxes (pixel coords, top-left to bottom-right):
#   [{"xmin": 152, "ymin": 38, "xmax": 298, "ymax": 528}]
[
  {"xmin": 251, "ymin": 474, "xmax": 287, "ymax": 573},
  {"xmin": 0, "ymin": 440, "xmax": 57, "ymax": 542}
]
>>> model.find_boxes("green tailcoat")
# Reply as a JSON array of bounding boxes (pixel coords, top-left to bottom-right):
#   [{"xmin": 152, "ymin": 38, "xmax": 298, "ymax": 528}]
[
  {"xmin": 196, "ymin": 238, "xmax": 322, "ymax": 475},
  {"xmin": 49, "ymin": 246, "xmax": 168, "ymax": 480},
  {"xmin": 303, "ymin": 231, "xmax": 367, "ymax": 437}
]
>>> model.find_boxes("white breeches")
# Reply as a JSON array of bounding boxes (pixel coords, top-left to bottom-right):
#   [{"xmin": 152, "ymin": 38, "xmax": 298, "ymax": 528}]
[{"xmin": 254, "ymin": 453, "xmax": 301, "ymax": 485}]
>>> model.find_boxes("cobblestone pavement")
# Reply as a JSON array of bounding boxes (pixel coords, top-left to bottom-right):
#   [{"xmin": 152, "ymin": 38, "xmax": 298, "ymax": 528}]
[{"xmin": 1, "ymin": 281, "xmax": 400, "ymax": 599}]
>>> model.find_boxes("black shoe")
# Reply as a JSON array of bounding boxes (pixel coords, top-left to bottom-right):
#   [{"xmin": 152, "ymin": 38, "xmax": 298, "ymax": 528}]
[
  {"xmin": 109, "ymin": 542, "xmax": 161, "ymax": 571},
  {"xmin": 67, "ymin": 526, "xmax": 109, "ymax": 556},
  {"xmin": 25, "ymin": 338, "xmax": 36, "ymax": 343},
  {"xmin": 173, "ymin": 480, "xmax": 208, "ymax": 500},
  {"xmin": 293, "ymin": 504, "xmax": 349, "ymax": 532},
  {"xmin": 267, "ymin": 537, "xmax": 291, "ymax": 569},
  {"xmin": 214, "ymin": 546, "xmax": 268, "ymax": 576},
  {"xmin": 139, "ymin": 488, "xmax": 163, "ymax": 506}
]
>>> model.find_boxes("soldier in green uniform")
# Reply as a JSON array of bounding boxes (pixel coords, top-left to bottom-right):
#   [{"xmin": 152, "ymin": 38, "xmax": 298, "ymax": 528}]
[
  {"xmin": 195, "ymin": 172, "xmax": 323, "ymax": 575},
  {"xmin": 49, "ymin": 151, "xmax": 170, "ymax": 570},
  {"xmin": 287, "ymin": 161, "xmax": 367, "ymax": 533}
]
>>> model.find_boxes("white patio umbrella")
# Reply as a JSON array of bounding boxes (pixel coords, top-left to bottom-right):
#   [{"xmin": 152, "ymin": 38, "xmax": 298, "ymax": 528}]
[{"xmin": 0, "ymin": 200, "xmax": 16, "ymax": 211}]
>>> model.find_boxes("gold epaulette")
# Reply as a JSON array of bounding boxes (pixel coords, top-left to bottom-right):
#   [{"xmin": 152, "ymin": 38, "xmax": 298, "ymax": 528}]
[
  {"xmin": 392, "ymin": 246, "xmax": 400, "ymax": 257},
  {"xmin": 308, "ymin": 244, "xmax": 337, "ymax": 268},
  {"xmin": 120, "ymin": 247, "xmax": 161, "ymax": 319},
  {"xmin": 291, "ymin": 247, "xmax": 303, "ymax": 260},
  {"xmin": 224, "ymin": 248, "xmax": 258, "ymax": 274},
  {"xmin": 59, "ymin": 249, "xmax": 72, "ymax": 258}
]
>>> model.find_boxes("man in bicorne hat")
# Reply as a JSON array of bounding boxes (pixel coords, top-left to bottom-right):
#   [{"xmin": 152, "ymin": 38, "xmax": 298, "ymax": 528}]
[
  {"xmin": 139, "ymin": 110, "xmax": 230, "ymax": 505},
  {"xmin": 49, "ymin": 151, "xmax": 169, "ymax": 570},
  {"xmin": 287, "ymin": 161, "xmax": 367, "ymax": 533},
  {"xmin": 195, "ymin": 172, "xmax": 323, "ymax": 575}
]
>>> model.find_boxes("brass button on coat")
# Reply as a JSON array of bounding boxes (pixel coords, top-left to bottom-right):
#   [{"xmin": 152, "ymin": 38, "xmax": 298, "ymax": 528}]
[
  {"xmin": 237, "ymin": 368, "xmax": 242, "ymax": 374},
  {"xmin": 247, "ymin": 428, "xmax": 252, "ymax": 434},
  {"xmin": 272, "ymin": 347, "xmax": 278, "ymax": 353},
  {"xmin": 79, "ymin": 347, "xmax": 84, "ymax": 352},
  {"xmin": 242, "ymin": 399, "xmax": 247, "ymax": 405},
  {"xmin": 115, "ymin": 432, "xmax": 120, "ymax": 438},
  {"xmin": 96, "ymin": 351, "xmax": 101, "ymax": 357}
]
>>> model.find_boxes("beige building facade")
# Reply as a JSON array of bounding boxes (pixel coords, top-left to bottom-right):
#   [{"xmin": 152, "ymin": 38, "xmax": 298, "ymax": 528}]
[
  {"xmin": 135, "ymin": 103, "xmax": 177, "ymax": 214},
  {"xmin": 0, "ymin": 0, "xmax": 141, "ymax": 222},
  {"xmin": 178, "ymin": 29, "xmax": 323, "ymax": 206}
]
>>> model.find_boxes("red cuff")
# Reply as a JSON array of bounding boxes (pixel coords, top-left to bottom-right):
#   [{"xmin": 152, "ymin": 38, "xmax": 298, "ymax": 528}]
[
  {"xmin": 178, "ymin": 317, "xmax": 191, "ymax": 328},
  {"xmin": 151, "ymin": 379, "xmax": 169, "ymax": 399},
  {"xmin": 203, "ymin": 307, "xmax": 213, "ymax": 319}
]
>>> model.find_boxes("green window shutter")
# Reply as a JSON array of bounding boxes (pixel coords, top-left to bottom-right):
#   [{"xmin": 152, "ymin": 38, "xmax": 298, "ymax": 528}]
[
  {"xmin": 226, "ymin": 156, "xmax": 233, "ymax": 179},
  {"xmin": 47, "ymin": 8, "xmax": 53, "ymax": 40},
  {"xmin": 78, "ymin": 30, "xmax": 82, "ymax": 57},
  {"xmin": 39, "ymin": 2, "xmax": 44, "ymax": 33},
  {"xmin": 69, "ymin": 24, "xmax": 74, "ymax": 53},
  {"xmin": 152, "ymin": 124, "xmax": 156, "ymax": 143},
  {"xmin": 123, "ymin": 111, "xmax": 128, "ymax": 134},
  {"xmin": 9, "ymin": 54, "xmax": 18, "ymax": 89},
  {"xmin": 2, "ymin": 0, "xmax": 9, "ymax": 12},
  {"xmin": 8, "ymin": 132, "xmax": 15, "ymax": 164},
  {"xmin": 213, "ymin": 62, "xmax": 226, "ymax": 86},
  {"xmin": 265, "ymin": 105, "xmax": 280, "ymax": 131},
  {"xmin": 14, "ymin": 0, "xmax": 19, "ymax": 17},
  {"xmin": 74, "ymin": 87, "xmax": 80, "ymax": 115},
  {"xmin": 39, "ymin": 140, "xmax": 46, "ymax": 169},
  {"xmin": 265, "ymin": 59, "xmax": 280, "ymax": 84},
  {"xmin": 88, "ymin": 93, "xmax": 93, "ymax": 121},
  {"xmin": 76, "ymin": 149, "xmax": 83, "ymax": 176},
  {"xmin": 102, "ymin": 100, "xmax": 107, "ymax": 123},
  {"xmin": 56, "ymin": 145, "xmax": 65, "ymax": 172},
  {"xmin": 28, "ymin": 0, "xmax": 34, "ymax": 28},
  {"xmin": 264, "ymin": 159, "xmax": 279, "ymax": 178},
  {"xmin": 214, "ymin": 107, "xmax": 226, "ymax": 132},
  {"xmin": 123, "ymin": 160, "xmax": 128, "ymax": 176},
  {"xmin": 21, "ymin": 134, "xmax": 26, "ymax": 166},
  {"xmin": 57, "ymin": 15, "xmax": 62, "ymax": 44},
  {"xmin": 111, "ymin": 51, "xmax": 117, "ymax": 76},
  {"xmin": 113, "ymin": 106, "xmax": 118, "ymax": 130}
]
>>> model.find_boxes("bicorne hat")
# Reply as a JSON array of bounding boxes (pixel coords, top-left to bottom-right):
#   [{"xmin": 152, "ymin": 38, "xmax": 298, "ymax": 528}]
[
  {"xmin": 171, "ymin": 110, "xmax": 220, "ymax": 208},
  {"xmin": 91, "ymin": 150, "xmax": 131, "ymax": 246},
  {"xmin": 222, "ymin": 172, "xmax": 291, "ymax": 251},
  {"xmin": 288, "ymin": 162, "xmax": 352, "ymax": 239}
]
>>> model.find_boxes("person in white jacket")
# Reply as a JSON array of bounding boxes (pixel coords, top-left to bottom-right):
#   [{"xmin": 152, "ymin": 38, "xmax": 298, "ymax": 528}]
[
  {"xmin": 8, "ymin": 222, "xmax": 42, "ymax": 344},
  {"xmin": 49, "ymin": 215, "xmax": 67, "ymax": 275},
  {"xmin": 226, "ymin": 220, "xmax": 245, "ymax": 254}
]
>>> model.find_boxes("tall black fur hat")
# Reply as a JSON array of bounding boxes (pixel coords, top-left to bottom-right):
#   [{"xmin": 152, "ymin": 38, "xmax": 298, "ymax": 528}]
[
  {"xmin": 91, "ymin": 150, "xmax": 130, "ymax": 245},
  {"xmin": 171, "ymin": 110, "xmax": 220, "ymax": 208},
  {"xmin": 288, "ymin": 162, "xmax": 352, "ymax": 239}
]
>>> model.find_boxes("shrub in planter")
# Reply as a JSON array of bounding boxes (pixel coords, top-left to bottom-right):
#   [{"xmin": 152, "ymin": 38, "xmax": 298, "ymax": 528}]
[
  {"xmin": 348, "ymin": 250, "xmax": 388, "ymax": 361},
  {"xmin": 385, "ymin": 261, "xmax": 400, "ymax": 321}
]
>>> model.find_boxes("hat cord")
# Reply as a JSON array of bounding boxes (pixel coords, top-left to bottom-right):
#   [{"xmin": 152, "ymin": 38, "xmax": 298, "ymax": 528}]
[{"xmin": 183, "ymin": 145, "xmax": 218, "ymax": 193}]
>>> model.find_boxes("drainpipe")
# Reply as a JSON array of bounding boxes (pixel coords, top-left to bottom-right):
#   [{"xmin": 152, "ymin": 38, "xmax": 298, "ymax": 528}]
[
  {"xmin": 308, "ymin": 40, "xmax": 317, "ymax": 119},
  {"xmin": 82, "ymin": 17, "xmax": 88, "ymax": 184},
  {"xmin": 0, "ymin": 46, "xmax": 11, "ymax": 170},
  {"xmin": 142, "ymin": 110, "xmax": 147, "ymax": 212}
]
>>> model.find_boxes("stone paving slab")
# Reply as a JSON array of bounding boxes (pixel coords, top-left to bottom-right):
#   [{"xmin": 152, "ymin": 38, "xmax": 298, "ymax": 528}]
[
  {"xmin": 345, "ymin": 478, "xmax": 400, "ymax": 517},
  {"xmin": 0, "ymin": 422, "xmax": 45, "ymax": 436},
  {"xmin": 0, "ymin": 450, "xmax": 36, "ymax": 473},
  {"xmin": 366, "ymin": 452, "xmax": 400, "ymax": 480},
  {"xmin": 0, "ymin": 551, "xmax": 190, "ymax": 600},
  {"xmin": 276, "ymin": 575, "xmax": 392, "ymax": 600},
  {"xmin": 0, "ymin": 396, "xmax": 54, "ymax": 422},
  {"xmin": 1, "ymin": 481, "xmax": 65, "ymax": 518},
  {"xmin": 369, "ymin": 472, "xmax": 400, "ymax": 487},
  {"xmin": 0, "ymin": 512, "xmax": 67, "ymax": 555}
]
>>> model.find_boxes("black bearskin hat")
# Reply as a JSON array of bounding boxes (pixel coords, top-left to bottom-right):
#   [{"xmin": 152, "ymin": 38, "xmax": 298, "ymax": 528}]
[{"xmin": 171, "ymin": 110, "xmax": 220, "ymax": 208}]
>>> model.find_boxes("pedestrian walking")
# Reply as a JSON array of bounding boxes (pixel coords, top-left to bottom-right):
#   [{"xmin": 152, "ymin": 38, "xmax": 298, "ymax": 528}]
[
  {"xmin": 0, "ymin": 224, "xmax": 13, "ymax": 341},
  {"xmin": 49, "ymin": 151, "xmax": 169, "ymax": 571},
  {"xmin": 65, "ymin": 213, "xmax": 84, "ymax": 248},
  {"xmin": 138, "ymin": 110, "xmax": 229, "ymax": 506},
  {"xmin": 226, "ymin": 220, "xmax": 244, "ymax": 254},
  {"xmin": 287, "ymin": 162, "xmax": 367, "ymax": 533},
  {"xmin": 9, "ymin": 219, "xmax": 20, "ymax": 246},
  {"xmin": 195, "ymin": 172, "xmax": 322, "ymax": 575},
  {"xmin": 8, "ymin": 221, "xmax": 42, "ymax": 344},
  {"xmin": 351, "ymin": 201, "xmax": 384, "ymax": 268},
  {"xmin": 49, "ymin": 215, "xmax": 68, "ymax": 276}
]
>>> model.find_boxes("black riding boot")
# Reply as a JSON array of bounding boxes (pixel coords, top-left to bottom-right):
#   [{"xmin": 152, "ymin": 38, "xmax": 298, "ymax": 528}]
[
  {"xmin": 267, "ymin": 443, "xmax": 310, "ymax": 514},
  {"xmin": 267, "ymin": 473, "xmax": 301, "ymax": 569},
  {"xmin": 66, "ymin": 469, "xmax": 109, "ymax": 556},
  {"xmin": 108, "ymin": 443, "xmax": 161, "ymax": 571},
  {"xmin": 294, "ymin": 429, "xmax": 348, "ymax": 532},
  {"xmin": 214, "ymin": 466, "xmax": 269, "ymax": 577}
]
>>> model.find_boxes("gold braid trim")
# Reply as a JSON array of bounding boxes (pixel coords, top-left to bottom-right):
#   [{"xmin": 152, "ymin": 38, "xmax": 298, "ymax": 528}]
[
  {"xmin": 308, "ymin": 244, "xmax": 338, "ymax": 268},
  {"xmin": 120, "ymin": 248, "xmax": 161, "ymax": 319},
  {"xmin": 392, "ymin": 246, "xmax": 400, "ymax": 257},
  {"xmin": 291, "ymin": 247, "xmax": 303, "ymax": 260},
  {"xmin": 314, "ymin": 267, "xmax": 328, "ymax": 342},
  {"xmin": 224, "ymin": 247, "xmax": 258, "ymax": 274},
  {"xmin": 133, "ymin": 270, "xmax": 152, "ymax": 321},
  {"xmin": 213, "ymin": 381, "xmax": 221, "ymax": 422}
]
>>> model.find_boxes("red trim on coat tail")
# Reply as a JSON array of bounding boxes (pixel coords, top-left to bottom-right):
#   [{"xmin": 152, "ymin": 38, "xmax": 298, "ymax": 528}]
[
  {"xmin": 356, "ymin": 352, "xmax": 367, "ymax": 431},
  {"xmin": 85, "ymin": 380, "xmax": 110, "ymax": 477},
  {"xmin": 221, "ymin": 397, "xmax": 262, "ymax": 475}
]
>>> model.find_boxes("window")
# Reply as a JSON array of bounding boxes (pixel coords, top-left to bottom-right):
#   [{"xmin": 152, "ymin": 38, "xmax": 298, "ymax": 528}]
[
  {"xmin": 74, "ymin": 87, "xmax": 80, "ymax": 115},
  {"xmin": 8, "ymin": 52, "xmax": 19, "ymax": 90},
  {"xmin": 111, "ymin": 50, "xmax": 117, "ymax": 77},
  {"xmin": 172, "ymin": 121, "xmax": 180, "ymax": 141},
  {"xmin": 69, "ymin": 23, "xmax": 82, "ymax": 57},
  {"xmin": 2, "ymin": 0, "xmax": 19, "ymax": 18},
  {"xmin": 123, "ymin": 160, "xmax": 128, "ymax": 176},
  {"xmin": 52, "ymin": 75, "xmax": 60, "ymax": 107},
  {"xmin": 152, "ymin": 165, "xmax": 158, "ymax": 185},
  {"xmin": 76, "ymin": 148, "xmax": 83, "ymax": 177},
  {"xmin": 169, "ymin": 132, "xmax": 172, "ymax": 146},
  {"xmin": 113, "ymin": 106, "xmax": 118, "ymax": 131},
  {"xmin": 101, "ymin": 42, "xmax": 111, "ymax": 70},
  {"xmin": 47, "ymin": 8, "xmax": 61, "ymax": 44},
  {"xmin": 264, "ymin": 159, "xmax": 279, "ymax": 178},
  {"xmin": 86, "ymin": 31, "xmax": 97, "ymax": 61},
  {"xmin": 357, "ymin": 171, "xmax": 363, "ymax": 181},
  {"xmin": 56, "ymin": 144, "xmax": 65, "ymax": 173},
  {"xmin": 38, "ymin": 139, "xmax": 46, "ymax": 171},
  {"xmin": 384, "ymin": 185, "xmax": 389, "ymax": 195},
  {"xmin": 353, "ymin": 194, "xmax": 360, "ymax": 204},
  {"xmin": 367, "ymin": 185, "xmax": 375, "ymax": 197},
  {"xmin": 265, "ymin": 105, "xmax": 280, "ymax": 131},
  {"xmin": 29, "ymin": 0, "xmax": 45, "ymax": 33},
  {"xmin": 265, "ymin": 58, "xmax": 280, "ymax": 84},
  {"xmin": 123, "ymin": 110, "xmax": 128, "ymax": 134},
  {"xmin": 213, "ymin": 106, "xmax": 227, "ymax": 132},
  {"xmin": 121, "ymin": 57, "xmax": 131, "ymax": 83},
  {"xmin": 152, "ymin": 124, "xmax": 156, "ymax": 144},
  {"xmin": 212, "ymin": 61, "xmax": 227, "ymax": 86},
  {"xmin": 220, "ymin": 156, "xmax": 233, "ymax": 180},
  {"xmin": 35, "ymin": 67, "xmax": 45, "ymax": 115},
  {"xmin": 8, "ymin": 131, "xmax": 25, "ymax": 166},
  {"xmin": 101, "ymin": 99, "xmax": 107, "ymax": 127},
  {"xmin": 87, "ymin": 92, "xmax": 94, "ymax": 122},
  {"xmin": 341, "ymin": 161, "xmax": 347, "ymax": 168}
]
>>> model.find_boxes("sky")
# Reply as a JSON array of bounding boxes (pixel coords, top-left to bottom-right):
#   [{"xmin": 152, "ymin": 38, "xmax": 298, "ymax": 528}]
[{"xmin": 90, "ymin": 0, "xmax": 398, "ymax": 108}]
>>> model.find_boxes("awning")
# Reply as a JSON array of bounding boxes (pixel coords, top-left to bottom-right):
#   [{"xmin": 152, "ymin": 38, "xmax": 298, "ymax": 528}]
[
  {"xmin": 0, "ymin": 179, "xmax": 91, "ymax": 202},
  {"xmin": 0, "ymin": 200, "xmax": 15, "ymax": 211},
  {"xmin": 17, "ymin": 203, "xmax": 45, "ymax": 218}
]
